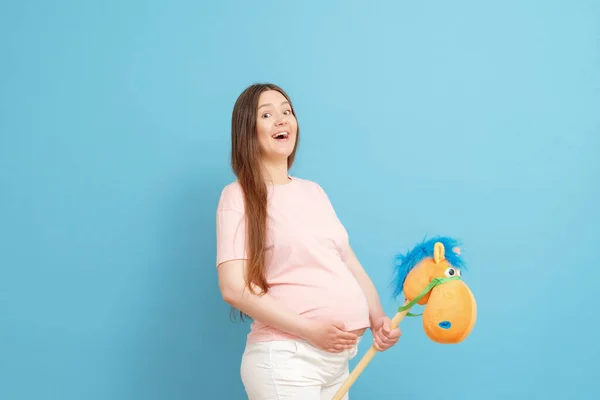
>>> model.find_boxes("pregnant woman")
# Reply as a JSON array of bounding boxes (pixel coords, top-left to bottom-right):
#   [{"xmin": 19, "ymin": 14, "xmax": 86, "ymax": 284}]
[{"xmin": 216, "ymin": 83, "xmax": 401, "ymax": 399}]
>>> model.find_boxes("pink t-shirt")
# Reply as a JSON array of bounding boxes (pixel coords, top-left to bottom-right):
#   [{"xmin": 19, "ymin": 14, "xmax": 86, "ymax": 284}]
[{"xmin": 216, "ymin": 176, "xmax": 370, "ymax": 343}]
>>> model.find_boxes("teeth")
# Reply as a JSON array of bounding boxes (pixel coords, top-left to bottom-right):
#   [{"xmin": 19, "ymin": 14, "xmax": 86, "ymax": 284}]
[{"xmin": 272, "ymin": 132, "xmax": 288, "ymax": 139}]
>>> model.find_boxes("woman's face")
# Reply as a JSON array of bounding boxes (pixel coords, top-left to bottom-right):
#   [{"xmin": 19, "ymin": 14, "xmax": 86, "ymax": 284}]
[{"xmin": 255, "ymin": 90, "xmax": 298, "ymax": 162}]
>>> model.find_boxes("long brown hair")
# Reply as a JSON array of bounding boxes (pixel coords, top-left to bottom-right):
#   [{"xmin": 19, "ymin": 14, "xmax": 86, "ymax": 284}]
[{"xmin": 230, "ymin": 83, "xmax": 299, "ymax": 299}]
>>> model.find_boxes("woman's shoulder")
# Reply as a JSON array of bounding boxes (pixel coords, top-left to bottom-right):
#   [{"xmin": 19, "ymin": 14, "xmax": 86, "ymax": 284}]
[
  {"xmin": 289, "ymin": 175, "xmax": 318, "ymax": 189},
  {"xmin": 220, "ymin": 179, "xmax": 243, "ymax": 195},
  {"xmin": 291, "ymin": 176, "xmax": 329, "ymax": 197},
  {"xmin": 217, "ymin": 180, "xmax": 244, "ymax": 212}
]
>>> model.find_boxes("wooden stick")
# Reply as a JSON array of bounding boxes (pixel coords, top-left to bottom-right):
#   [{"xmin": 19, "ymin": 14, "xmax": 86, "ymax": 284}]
[{"xmin": 331, "ymin": 299, "xmax": 411, "ymax": 400}]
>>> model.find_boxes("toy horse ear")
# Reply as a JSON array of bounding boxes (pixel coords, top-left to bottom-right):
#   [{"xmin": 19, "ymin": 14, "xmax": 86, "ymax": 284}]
[{"xmin": 433, "ymin": 242, "xmax": 445, "ymax": 264}]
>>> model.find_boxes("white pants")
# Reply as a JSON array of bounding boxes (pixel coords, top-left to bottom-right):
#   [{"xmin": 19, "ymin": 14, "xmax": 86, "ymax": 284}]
[{"xmin": 240, "ymin": 338, "xmax": 361, "ymax": 399}]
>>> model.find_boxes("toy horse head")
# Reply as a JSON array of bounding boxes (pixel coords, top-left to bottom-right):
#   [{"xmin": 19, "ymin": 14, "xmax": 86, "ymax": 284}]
[{"xmin": 392, "ymin": 236, "xmax": 477, "ymax": 344}]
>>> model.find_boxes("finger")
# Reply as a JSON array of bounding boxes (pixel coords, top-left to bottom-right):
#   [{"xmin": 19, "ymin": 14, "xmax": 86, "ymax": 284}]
[
  {"xmin": 377, "ymin": 336, "xmax": 392, "ymax": 349},
  {"xmin": 337, "ymin": 338, "xmax": 356, "ymax": 346},
  {"xmin": 390, "ymin": 327, "xmax": 402, "ymax": 339},
  {"xmin": 332, "ymin": 320, "xmax": 347, "ymax": 331},
  {"xmin": 382, "ymin": 320, "xmax": 396, "ymax": 337},
  {"xmin": 382, "ymin": 323, "xmax": 391, "ymax": 335},
  {"xmin": 380, "ymin": 331, "xmax": 396, "ymax": 342},
  {"xmin": 337, "ymin": 330, "xmax": 358, "ymax": 341},
  {"xmin": 373, "ymin": 334, "xmax": 385, "ymax": 351},
  {"xmin": 382, "ymin": 325, "xmax": 400, "ymax": 340},
  {"xmin": 337, "ymin": 341, "xmax": 356, "ymax": 350},
  {"xmin": 328, "ymin": 345, "xmax": 345, "ymax": 353},
  {"xmin": 336, "ymin": 341, "xmax": 356, "ymax": 351},
  {"xmin": 378, "ymin": 328, "xmax": 399, "ymax": 346},
  {"xmin": 379, "ymin": 331, "xmax": 399, "ymax": 346},
  {"xmin": 381, "ymin": 327, "xmax": 401, "ymax": 342},
  {"xmin": 380, "ymin": 338, "xmax": 397, "ymax": 349}
]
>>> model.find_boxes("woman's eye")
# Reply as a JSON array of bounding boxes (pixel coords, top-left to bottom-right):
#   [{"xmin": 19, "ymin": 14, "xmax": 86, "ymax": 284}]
[{"xmin": 262, "ymin": 113, "xmax": 271, "ymax": 118}]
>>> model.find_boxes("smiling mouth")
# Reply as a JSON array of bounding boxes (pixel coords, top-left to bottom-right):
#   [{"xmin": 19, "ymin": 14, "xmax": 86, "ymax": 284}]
[{"xmin": 272, "ymin": 131, "xmax": 289, "ymax": 141}]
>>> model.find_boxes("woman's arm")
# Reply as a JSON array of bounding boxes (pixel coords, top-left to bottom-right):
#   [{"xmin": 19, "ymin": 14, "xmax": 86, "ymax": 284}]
[
  {"xmin": 217, "ymin": 258, "xmax": 358, "ymax": 351},
  {"xmin": 218, "ymin": 258, "xmax": 313, "ymax": 338}
]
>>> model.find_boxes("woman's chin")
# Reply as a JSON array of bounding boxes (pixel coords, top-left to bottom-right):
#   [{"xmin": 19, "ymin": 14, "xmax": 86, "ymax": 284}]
[{"xmin": 264, "ymin": 148, "xmax": 294, "ymax": 161}]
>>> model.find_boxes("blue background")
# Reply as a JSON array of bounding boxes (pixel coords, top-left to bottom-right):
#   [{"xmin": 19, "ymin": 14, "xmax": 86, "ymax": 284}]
[{"xmin": 1, "ymin": 1, "xmax": 599, "ymax": 399}]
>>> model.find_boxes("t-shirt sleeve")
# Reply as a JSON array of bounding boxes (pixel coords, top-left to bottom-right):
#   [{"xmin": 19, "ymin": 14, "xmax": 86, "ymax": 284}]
[
  {"xmin": 216, "ymin": 185, "xmax": 248, "ymax": 267},
  {"xmin": 312, "ymin": 181, "xmax": 352, "ymax": 259},
  {"xmin": 313, "ymin": 182, "xmax": 340, "ymax": 219}
]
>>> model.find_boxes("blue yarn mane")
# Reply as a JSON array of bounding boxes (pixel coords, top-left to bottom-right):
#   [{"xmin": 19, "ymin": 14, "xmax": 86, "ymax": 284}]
[{"xmin": 391, "ymin": 236, "xmax": 467, "ymax": 299}]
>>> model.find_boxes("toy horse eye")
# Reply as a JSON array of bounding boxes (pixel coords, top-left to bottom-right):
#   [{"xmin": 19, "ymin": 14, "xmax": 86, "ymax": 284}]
[{"xmin": 445, "ymin": 268, "xmax": 460, "ymax": 277}]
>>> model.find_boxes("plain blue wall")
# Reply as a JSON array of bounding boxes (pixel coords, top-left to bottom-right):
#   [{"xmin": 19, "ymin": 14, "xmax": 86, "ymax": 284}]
[{"xmin": 1, "ymin": 1, "xmax": 599, "ymax": 399}]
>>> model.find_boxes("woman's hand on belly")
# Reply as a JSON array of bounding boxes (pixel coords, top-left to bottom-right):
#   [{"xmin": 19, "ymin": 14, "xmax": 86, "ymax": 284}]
[{"xmin": 302, "ymin": 319, "xmax": 359, "ymax": 353}]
